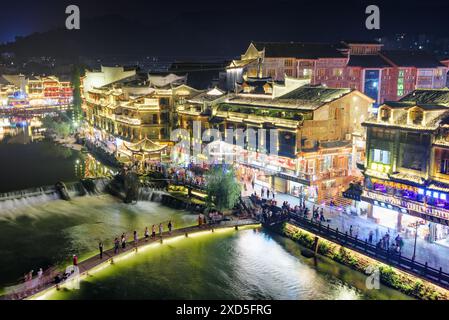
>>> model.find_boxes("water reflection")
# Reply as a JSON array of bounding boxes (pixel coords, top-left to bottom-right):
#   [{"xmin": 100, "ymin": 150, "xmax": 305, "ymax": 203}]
[
  {"xmin": 45, "ymin": 229, "xmax": 412, "ymax": 300},
  {"xmin": 0, "ymin": 115, "xmax": 114, "ymax": 192}
]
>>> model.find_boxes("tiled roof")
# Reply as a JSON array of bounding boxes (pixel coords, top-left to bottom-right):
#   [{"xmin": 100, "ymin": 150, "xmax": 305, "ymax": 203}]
[
  {"xmin": 226, "ymin": 86, "xmax": 353, "ymax": 111},
  {"xmin": 399, "ymin": 89, "xmax": 449, "ymax": 106},
  {"xmin": 279, "ymin": 85, "xmax": 351, "ymax": 102},
  {"xmin": 381, "ymin": 50, "xmax": 445, "ymax": 68},
  {"xmin": 347, "ymin": 55, "xmax": 391, "ymax": 68},
  {"xmin": 252, "ymin": 42, "xmax": 345, "ymax": 59}
]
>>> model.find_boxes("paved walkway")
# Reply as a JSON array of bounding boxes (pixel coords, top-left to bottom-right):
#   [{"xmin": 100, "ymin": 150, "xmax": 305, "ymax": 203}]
[
  {"xmin": 3, "ymin": 219, "xmax": 259, "ymax": 300},
  {"xmin": 246, "ymin": 182, "xmax": 449, "ymax": 273}
]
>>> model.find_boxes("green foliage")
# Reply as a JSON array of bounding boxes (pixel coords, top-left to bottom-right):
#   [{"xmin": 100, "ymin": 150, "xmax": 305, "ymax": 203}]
[
  {"xmin": 205, "ymin": 165, "xmax": 241, "ymax": 212},
  {"xmin": 280, "ymin": 223, "xmax": 447, "ymax": 300},
  {"xmin": 71, "ymin": 65, "xmax": 83, "ymax": 122},
  {"xmin": 42, "ymin": 116, "xmax": 72, "ymax": 138}
]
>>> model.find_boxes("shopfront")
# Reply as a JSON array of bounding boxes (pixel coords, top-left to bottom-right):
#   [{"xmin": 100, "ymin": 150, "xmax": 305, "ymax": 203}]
[
  {"xmin": 371, "ymin": 205, "xmax": 429, "ymax": 240},
  {"xmin": 362, "ymin": 189, "xmax": 449, "ymax": 243}
]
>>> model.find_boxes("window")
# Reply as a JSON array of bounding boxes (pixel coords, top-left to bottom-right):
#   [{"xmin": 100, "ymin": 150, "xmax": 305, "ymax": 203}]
[
  {"xmin": 333, "ymin": 68, "xmax": 343, "ymax": 77},
  {"xmin": 372, "ymin": 149, "xmax": 391, "ymax": 164},
  {"xmin": 285, "ymin": 69, "xmax": 293, "ymax": 77},
  {"xmin": 284, "ymin": 59, "xmax": 294, "ymax": 67},
  {"xmin": 303, "ymin": 69, "xmax": 312, "ymax": 77},
  {"xmin": 409, "ymin": 108, "xmax": 423, "ymax": 125},
  {"xmin": 441, "ymin": 159, "xmax": 449, "ymax": 174},
  {"xmin": 397, "ymin": 70, "xmax": 404, "ymax": 97},
  {"xmin": 379, "ymin": 107, "xmax": 391, "ymax": 122}
]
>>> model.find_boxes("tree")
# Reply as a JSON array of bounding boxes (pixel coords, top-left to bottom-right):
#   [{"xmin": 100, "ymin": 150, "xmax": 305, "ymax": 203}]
[
  {"xmin": 205, "ymin": 165, "xmax": 241, "ymax": 212},
  {"xmin": 71, "ymin": 65, "xmax": 83, "ymax": 122}
]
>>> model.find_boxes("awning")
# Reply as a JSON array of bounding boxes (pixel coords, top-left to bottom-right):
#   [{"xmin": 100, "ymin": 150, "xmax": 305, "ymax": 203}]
[{"xmin": 124, "ymin": 138, "xmax": 166, "ymax": 154}]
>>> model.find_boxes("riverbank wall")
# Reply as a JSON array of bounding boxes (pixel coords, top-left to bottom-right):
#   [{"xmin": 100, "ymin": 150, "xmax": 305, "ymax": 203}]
[{"xmin": 269, "ymin": 221, "xmax": 449, "ymax": 300}]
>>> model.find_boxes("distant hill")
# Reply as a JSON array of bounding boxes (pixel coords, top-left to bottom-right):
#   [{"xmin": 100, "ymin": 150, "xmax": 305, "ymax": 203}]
[
  {"xmin": 0, "ymin": 13, "xmax": 242, "ymax": 60},
  {"xmin": 0, "ymin": 15, "xmax": 157, "ymax": 58}
]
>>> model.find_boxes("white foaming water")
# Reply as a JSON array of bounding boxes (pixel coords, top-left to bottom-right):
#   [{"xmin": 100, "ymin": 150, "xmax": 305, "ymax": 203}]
[
  {"xmin": 138, "ymin": 187, "xmax": 166, "ymax": 202},
  {"xmin": 0, "ymin": 178, "xmax": 112, "ymax": 214}
]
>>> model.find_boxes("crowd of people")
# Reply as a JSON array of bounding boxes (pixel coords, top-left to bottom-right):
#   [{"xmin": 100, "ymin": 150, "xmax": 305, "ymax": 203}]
[{"xmin": 249, "ymin": 189, "xmax": 329, "ymax": 226}]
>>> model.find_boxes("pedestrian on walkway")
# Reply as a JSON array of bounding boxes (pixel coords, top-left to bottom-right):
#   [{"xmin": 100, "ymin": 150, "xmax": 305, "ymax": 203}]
[
  {"xmin": 272, "ymin": 189, "xmax": 276, "ymax": 199},
  {"xmin": 168, "ymin": 220, "xmax": 173, "ymax": 234},
  {"xmin": 121, "ymin": 233, "xmax": 126, "ymax": 249},
  {"xmin": 159, "ymin": 223, "xmax": 163, "ymax": 237},
  {"xmin": 251, "ymin": 180, "xmax": 255, "ymax": 190},
  {"xmin": 114, "ymin": 237, "xmax": 120, "ymax": 254},
  {"xmin": 319, "ymin": 208, "xmax": 325, "ymax": 222},
  {"xmin": 261, "ymin": 187, "xmax": 265, "ymax": 198},
  {"xmin": 73, "ymin": 255, "xmax": 78, "ymax": 266},
  {"xmin": 152, "ymin": 224, "xmax": 156, "ymax": 238},
  {"xmin": 266, "ymin": 189, "xmax": 270, "ymax": 199},
  {"xmin": 37, "ymin": 268, "xmax": 43, "ymax": 289},
  {"xmin": 144, "ymin": 227, "xmax": 149, "ymax": 241},
  {"xmin": 133, "ymin": 230, "xmax": 138, "ymax": 246},
  {"xmin": 99, "ymin": 241, "xmax": 104, "ymax": 259},
  {"xmin": 349, "ymin": 225, "xmax": 353, "ymax": 237},
  {"xmin": 368, "ymin": 230, "xmax": 373, "ymax": 244}
]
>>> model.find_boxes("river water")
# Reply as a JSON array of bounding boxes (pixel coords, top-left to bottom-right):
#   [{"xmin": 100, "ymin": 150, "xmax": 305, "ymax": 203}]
[
  {"xmin": 44, "ymin": 228, "xmax": 411, "ymax": 300},
  {"xmin": 0, "ymin": 118, "xmax": 112, "ymax": 192}
]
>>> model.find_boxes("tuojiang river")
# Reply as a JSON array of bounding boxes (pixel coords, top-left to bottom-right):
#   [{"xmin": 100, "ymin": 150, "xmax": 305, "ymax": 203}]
[{"xmin": 44, "ymin": 227, "xmax": 412, "ymax": 300}]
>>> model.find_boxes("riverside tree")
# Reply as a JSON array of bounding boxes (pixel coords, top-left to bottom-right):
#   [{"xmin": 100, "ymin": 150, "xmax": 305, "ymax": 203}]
[
  {"xmin": 205, "ymin": 165, "xmax": 241, "ymax": 213},
  {"xmin": 70, "ymin": 65, "xmax": 83, "ymax": 122}
]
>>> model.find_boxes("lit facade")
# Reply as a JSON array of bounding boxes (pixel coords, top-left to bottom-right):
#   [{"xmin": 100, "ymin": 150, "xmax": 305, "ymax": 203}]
[
  {"xmin": 27, "ymin": 76, "xmax": 72, "ymax": 107},
  {"xmin": 83, "ymin": 72, "xmax": 201, "ymax": 158},
  {"xmin": 227, "ymin": 41, "xmax": 448, "ymax": 106},
  {"xmin": 0, "ymin": 74, "xmax": 72, "ymax": 108},
  {"xmin": 181, "ymin": 82, "xmax": 374, "ymax": 203},
  {"xmin": 360, "ymin": 88, "xmax": 449, "ymax": 242}
]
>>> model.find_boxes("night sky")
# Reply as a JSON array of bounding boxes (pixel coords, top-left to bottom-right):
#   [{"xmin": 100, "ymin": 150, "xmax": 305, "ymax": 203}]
[{"xmin": 1, "ymin": 0, "xmax": 449, "ymax": 57}]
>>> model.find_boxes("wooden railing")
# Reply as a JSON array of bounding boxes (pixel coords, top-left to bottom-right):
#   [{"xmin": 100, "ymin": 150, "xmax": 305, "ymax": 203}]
[{"xmin": 273, "ymin": 213, "xmax": 449, "ymax": 289}]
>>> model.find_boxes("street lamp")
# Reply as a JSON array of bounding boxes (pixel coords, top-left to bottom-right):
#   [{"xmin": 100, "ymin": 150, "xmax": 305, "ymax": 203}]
[{"xmin": 412, "ymin": 222, "xmax": 418, "ymax": 261}]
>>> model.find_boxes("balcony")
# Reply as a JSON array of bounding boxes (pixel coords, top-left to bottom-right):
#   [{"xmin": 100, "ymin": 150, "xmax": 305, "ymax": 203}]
[{"xmin": 115, "ymin": 115, "xmax": 141, "ymax": 125}]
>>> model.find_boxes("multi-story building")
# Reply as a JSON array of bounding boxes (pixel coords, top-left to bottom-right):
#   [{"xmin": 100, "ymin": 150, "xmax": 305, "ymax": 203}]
[
  {"xmin": 196, "ymin": 82, "xmax": 374, "ymax": 203},
  {"xmin": 83, "ymin": 71, "xmax": 202, "ymax": 157},
  {"xmin": 227, "ymin": 41, "xmax": 448, "ymax": 107},
  {"xmin": 27, "ymin": 76, "xmax": 72, "ymax": 107},
  {"xmin": 0, "ymin": 74, "xmax": 72, "ymax": 108},
  {"xmin": 359, "ymin": 88, "xmax": 449, "ymax": 244},
  {"xmin": 81, "ymin": 66, "xmax": 137, "ymax": 98}
]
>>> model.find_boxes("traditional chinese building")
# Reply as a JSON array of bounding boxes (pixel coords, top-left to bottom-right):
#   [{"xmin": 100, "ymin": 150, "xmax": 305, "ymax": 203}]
[
  {"xmin": 0, "ymin": 74, "xmax": 72, "ymax": 108},
  {"xmin": 205, "ymin": 83, "xmax": 373, "ymax": 203},
  {"xmin": 360, "ymin": 88, "xmax": 449, "ymax": 243},
  {"xmin": 27, "ymin": 76, "xmax": 72, "ymax": 107},
  {"xmin": 227, "ymin": 41, "xmax": 448, "ymax": 107},
  {"xmin": 83, "ymin": 71, "xmax": 201, "ymax": 160}
]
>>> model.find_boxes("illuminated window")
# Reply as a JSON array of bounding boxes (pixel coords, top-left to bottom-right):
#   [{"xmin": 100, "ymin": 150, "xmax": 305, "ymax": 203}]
[
  {"xmin": 317, "ymin": 68, "xmax": 326, "ymax": 77},
  {"xmin": 409, "ymin": 108, "xmax": 423, "ymax": 125},
  {"xmin": 440, "ymin": 159, "xmax": 449, "ymax": 174},
  {"xmin": 372, "ymin": 149, "xmax": 391, "ymax": 164},
  {"xmin": 397, "ymin": 70, "xmax": 404, "ymax": 97},
  {"xmin": 379, "ymin": 107, "xmax": 391, "ymax": 122},
  {"xmin": 284, "ymin": 59, "xmax": 294, "ymax": 67},
  {"xmin": 333, "ymin": 68, "xmax": 343, "ymax": 77}
]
